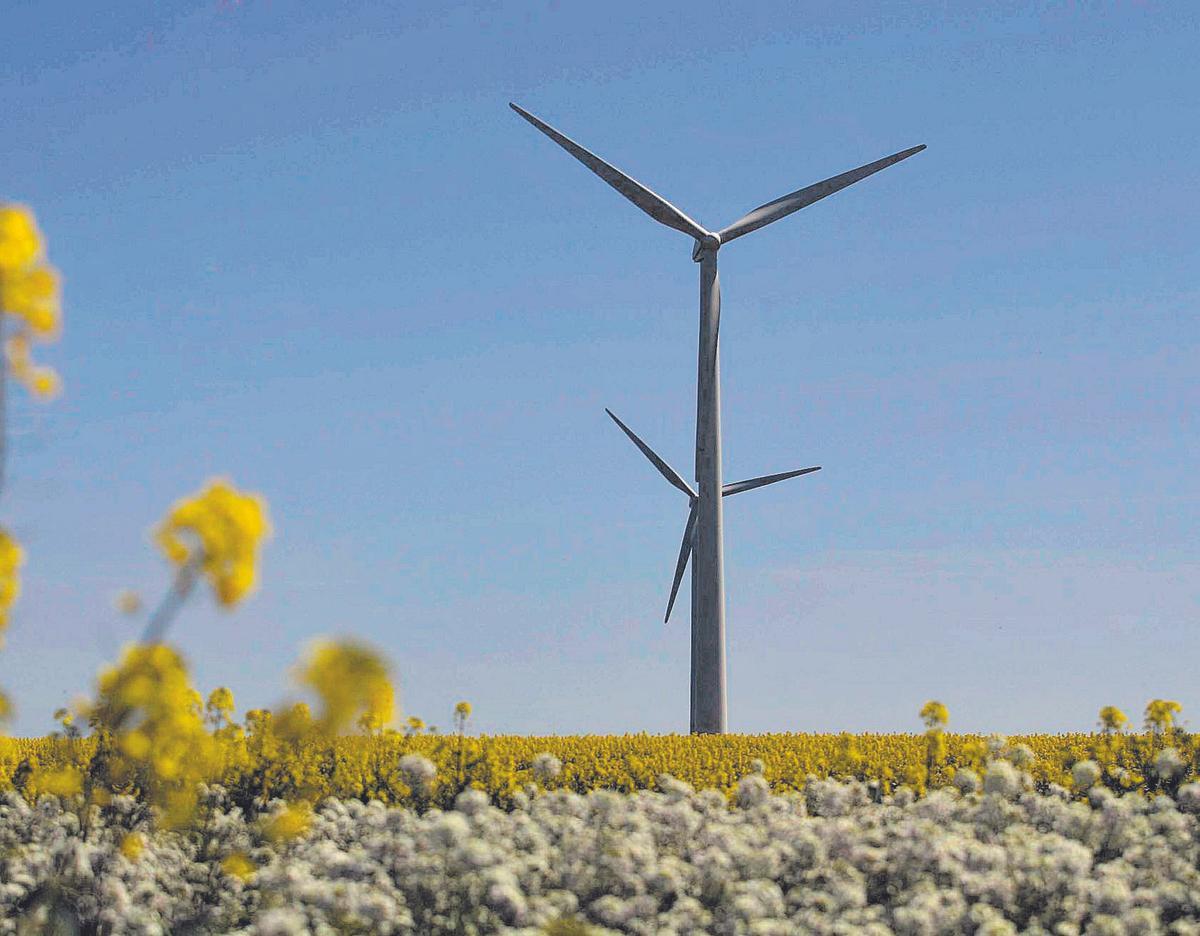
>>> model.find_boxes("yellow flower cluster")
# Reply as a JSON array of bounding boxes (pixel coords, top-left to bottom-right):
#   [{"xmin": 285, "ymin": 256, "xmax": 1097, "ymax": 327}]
[
  {"xmin": 85, "ymin": 643, "xmax": 223, "ymax": 827},
  {"xmin": 0, "ymin": 205, "xmax": 61, "ymax": 399},
  {"xmin": 0, "ymin": 528, "xmax": 22, "ymax": 724},
  {"xmin": 1099, "ymin": 705, "xmax": 1128, "ymax": 732},
  {"xmin": 155, "ymin": 478, "xmax": 271, "ymax": 608},
  {"xmin": 5, "ymin": 697, "xmax": 1197, "ymax": 819},
  {"xmin": 0, "ymin": 528, "xmax": 22, "ymax": 644},
  {"xmin": 221, "ymin": 851, "xmax": 257, "ymax": 881},
  {"xmin": 295, "ymin": 639, "xmax": 395, "ymax": 735},
  {"xmin": 1145, "ymin": 699, "xmax": 1182, "ymax": 733},
  {"xmin": 261, "ymin": 801, "xmax": 313, "ymax": 843}
]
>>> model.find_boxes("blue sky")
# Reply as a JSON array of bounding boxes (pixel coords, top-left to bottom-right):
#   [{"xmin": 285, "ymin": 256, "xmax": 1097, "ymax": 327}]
[{"xmin": 1, "ymin": 1, "xmax": 1197, "ymax": 736}]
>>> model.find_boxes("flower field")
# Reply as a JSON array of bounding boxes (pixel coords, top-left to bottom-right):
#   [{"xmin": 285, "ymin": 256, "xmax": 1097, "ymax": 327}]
[
  {"xmin": 4, "ymin": 721, "xmax": 1200, "ymax": 812},
  {"xmin": 5, "ymin": 769, "xmax": 1200, "ymax": 934},
  {"xmin": 5, "ymin": 706, "xmax": 1200, "ymax": 933}
]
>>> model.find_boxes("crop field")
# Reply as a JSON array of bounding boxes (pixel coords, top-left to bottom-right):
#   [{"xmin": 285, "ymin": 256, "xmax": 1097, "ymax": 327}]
[
  {"xmin": 4, "ymin": 720, "xmax": 1200, "ymax": 810},
  {"xmin": 4, "ymin": 699, "xmax": 1200, "ymax": 933}
]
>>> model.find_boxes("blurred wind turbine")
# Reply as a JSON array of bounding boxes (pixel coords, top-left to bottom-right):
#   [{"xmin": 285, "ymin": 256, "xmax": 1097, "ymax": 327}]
[{"xmin": 511, "ymin": 102, "xmax": 924, "ymax": 733}]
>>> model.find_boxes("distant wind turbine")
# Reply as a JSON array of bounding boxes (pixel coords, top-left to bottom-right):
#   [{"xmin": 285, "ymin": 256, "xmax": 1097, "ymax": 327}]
[{"xmin": 511, "ymin": 102, "xmax": 924, "ymax": 733}]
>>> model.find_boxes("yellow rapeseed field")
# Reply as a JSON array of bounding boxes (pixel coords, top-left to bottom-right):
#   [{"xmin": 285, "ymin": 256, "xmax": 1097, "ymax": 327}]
[{"xmin": 3, "ymin": 710, "xmax": 1195, "ymax": 818}]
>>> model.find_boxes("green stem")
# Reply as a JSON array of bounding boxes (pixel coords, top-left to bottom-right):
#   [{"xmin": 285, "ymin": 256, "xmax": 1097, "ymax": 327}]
[{"xmin": 141, "ymin": 551, "xmax": 203, "ymax": 644}]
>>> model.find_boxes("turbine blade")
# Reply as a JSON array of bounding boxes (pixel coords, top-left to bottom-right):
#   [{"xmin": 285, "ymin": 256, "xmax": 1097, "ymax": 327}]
[
  {"xmin": 722, "ymin": 466, "xmax": 821, "ymax": 497},
  {"xmin": 510, "ymin": 103, "xmax": 707, "ymax": 241},
  {"xmin": 665, "ymin": 503, "xmax": 697, "ymax": 624},
  {"xmin": 606, "ymin": 409, "xmax": 696, "ymax": 499},
  {"xmin": 718, "ymin": 145, "xmax": 926, "ymax": 244}
]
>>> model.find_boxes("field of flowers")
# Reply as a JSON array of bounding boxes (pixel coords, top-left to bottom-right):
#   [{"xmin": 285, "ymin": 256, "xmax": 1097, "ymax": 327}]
[
  {"xmin": 3, "ymin": 206, "xmax": 1200, "ymax": 932},
  {"xmin": 5, "ymin": 682, "xmax": 1200, "ymax": 933},
  {"xmin": 6, "ymin": 766, "xmax": 1200, "ymax": 934},
  {"xmin": 5, "ymin": 711, "xmax": 1200, "ymax": 812}
]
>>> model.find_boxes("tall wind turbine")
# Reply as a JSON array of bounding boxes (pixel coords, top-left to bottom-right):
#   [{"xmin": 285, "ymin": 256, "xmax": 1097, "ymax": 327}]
[{"xmin": 511, "ymin": 102, "xmax": 924, "ymax": 734}]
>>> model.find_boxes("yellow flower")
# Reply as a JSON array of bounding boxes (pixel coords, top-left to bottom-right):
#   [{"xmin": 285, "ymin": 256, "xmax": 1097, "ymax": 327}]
[
  {"xmin": 919, "ymin": 700, "xmax": 949, "ymax": 729},
  {"xmin": 1145, "ymin": 699, "xmax": 1182, "ymax": 734},
  {"xmin": 28, "ymin": 766, "xmax": 83, "ymax": 799},
  {"xmin": 0, "ymin": 528, "xmax": 24, "ymax": 636},
  {"xmin": 262, "ymin": 802, "xmax": 312, "ymax": 843},
  {"xmin": 155, "ymin": 478, "xmax": 271, "ymax": 608},
  {"xmin": 0, "ymin": 690, "xmax": 12, "ymax": 724},
  {"xmin": 88, "ymin": 643, "xmax": 221, "ymax": 828},
  {"xmin": 30, "ymin": 366, "xmax": 61, "ymax": 399},
  {"xmin": 221, "ymin": 851, "xmax": 257, "ymax": 881},
  {"xmin": 1099, "ymin": 705, "xmax": 1128, "ymax": 732},
  {"xmin": 296, "ymin": 639, "xmax": 395, "ymax": 735},
  {"xmin": 119, "ymin": 832, "xmax": 145, "ymax": 861},
  {"xmin": 1, "ymin": 263, "xmax": 60, "ymax": 336},
  {"xmin": 207, "ymin": 687, "xmax": 235, "ymax": 720},
  {"xmin": 0, "ymin": 206, "xmax": 62, "ymax": 401},
  {"xmin": 0, "ymin": 205, "xmax": 42, "ymax": 272}
]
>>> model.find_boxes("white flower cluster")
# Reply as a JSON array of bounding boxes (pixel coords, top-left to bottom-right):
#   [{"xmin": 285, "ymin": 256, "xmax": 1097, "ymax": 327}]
[{"xmin": 4, "ymin": 775, "xmax": 1200, "ymax": 934}]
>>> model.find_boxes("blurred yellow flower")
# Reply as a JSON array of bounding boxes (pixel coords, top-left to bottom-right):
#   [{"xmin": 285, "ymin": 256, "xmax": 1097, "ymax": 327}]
[
  {"xmin": 207, "ymin": 686, "xmax": 235, "ymax": 720},
  {"xmin": 1145, "ymin": 699, "xmax": 1182, "ymax": 734},
  {"xmin": 262, "ymin": 802, "xmax": 312, "ymax": 843},
  {"xmin": 29, "ymin": 366, "xmax": 61, "ymax": 399},
  {"xmin": 0, "ymin": 205, "xmax": 41, "ymax": 272},
  {"xmin": 221, "ymin": 851, "xmax": 257, "ymax": 881},
  {"xmin": 0, "ymin": 528, "xmax": 24, "ymax": 637},
  {"xmin": 1, "ymin": 263, "xmax": 60, "ymax": 336},
  {"xmin": 0, "ymin": 204, "xmax": 62, "ymax": 400},
  {"xmin": 120, "ymin": 832, "xmax": 145, "ymax": 861},
  {"xmin": 27, "ymin": 765, "xmax": 83, "ymax": 799},
  {"xmin": 919, "ymin": 700, "xmax": 949, "ymax": 729},
  {"xmin": 1099, "ymin": 705, "xmax": 1128, "ymax": 732},
  {"xmin": 155, "ymin": 478, "xmax": 271, "ymax": 608},
  {"xmin": 88, "ymin": 643, "xmax": 222, "ymax": 827},
  {"xmin": 0, "ymin": 690, "xmax": 11, "ymax": 724},
  {"xmin": 296, "ymin": 639, "xmax": 395, "ymax": 735}
]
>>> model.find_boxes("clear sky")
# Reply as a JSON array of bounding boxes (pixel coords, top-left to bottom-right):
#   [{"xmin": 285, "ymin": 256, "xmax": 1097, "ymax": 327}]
[{"xmin": 1, "ymin": 1, "xmax": 1197, "ymax": 736}]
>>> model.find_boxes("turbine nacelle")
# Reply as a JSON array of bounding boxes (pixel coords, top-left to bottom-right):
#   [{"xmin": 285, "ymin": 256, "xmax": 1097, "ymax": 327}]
[{"xmin": 692, "ymin": 232, "xmax": 721, "ymax": 262}]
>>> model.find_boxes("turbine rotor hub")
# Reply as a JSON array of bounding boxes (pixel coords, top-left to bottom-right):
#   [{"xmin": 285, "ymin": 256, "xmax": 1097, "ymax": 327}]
[{"xmin": 692, "ymin": 232, "xmax": 721, "ymax": 261}]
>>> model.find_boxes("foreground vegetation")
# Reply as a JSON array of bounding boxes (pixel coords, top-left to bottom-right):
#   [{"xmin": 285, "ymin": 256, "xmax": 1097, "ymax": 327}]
[{"xmin": 6, "ymin": 772, "xmax": 1200, "ymax": 934}]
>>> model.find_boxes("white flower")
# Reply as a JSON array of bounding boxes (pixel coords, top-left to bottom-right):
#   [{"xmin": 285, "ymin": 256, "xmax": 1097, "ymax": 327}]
[
  {"xmin": 953, "ymin": 769, "xmax": 980, "ymax": 795},
  {"xmin": 736, "ymin": 774, "xmax": 770, "ymax": 809},
  {"xmin": 1175, "ymin": 782, "xmax": 1200, "ymax": 814},
  {"xmin": 1154, "ymin": 747, "xmax": 1186, "ymax": 781},
  {"xmin": 1072, "ymin": 760, "xmax": 1101, "ymax": 790},
  {"xmin": 982, "ymin": 759, "xmax": 1020, "ymax": 798},
  {"xmin": 1006, "ymin": 743, "xmax": 1035, "ymax": 768},
  {"xmin": 455, "ymin": 788, "xmax": 490, "ymax": 816},
  {"xmin": 398, "ymin": 754, "xmax": 436, "ymax": 791},
  {"xmin": 532, "ymin": 752, "xmax": 562, "ymax": 784}
]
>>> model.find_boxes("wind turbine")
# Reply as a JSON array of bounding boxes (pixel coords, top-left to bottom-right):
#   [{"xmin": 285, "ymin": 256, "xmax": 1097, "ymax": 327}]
[{"xmin": 511, "ymin": 102, "xmax": 924, "ymax": 733}]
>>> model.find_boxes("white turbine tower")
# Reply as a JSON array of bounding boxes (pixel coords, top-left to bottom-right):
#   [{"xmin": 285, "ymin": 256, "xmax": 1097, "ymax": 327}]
[{"xmin": 511, "ymin": 102, "xmax": 924, "ymax": 734}]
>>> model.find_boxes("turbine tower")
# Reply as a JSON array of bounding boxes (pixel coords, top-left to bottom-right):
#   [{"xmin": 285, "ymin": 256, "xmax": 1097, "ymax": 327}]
[{"xmin": 511, "ymin": 102, "xmax": 924, "ymax": 733}]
